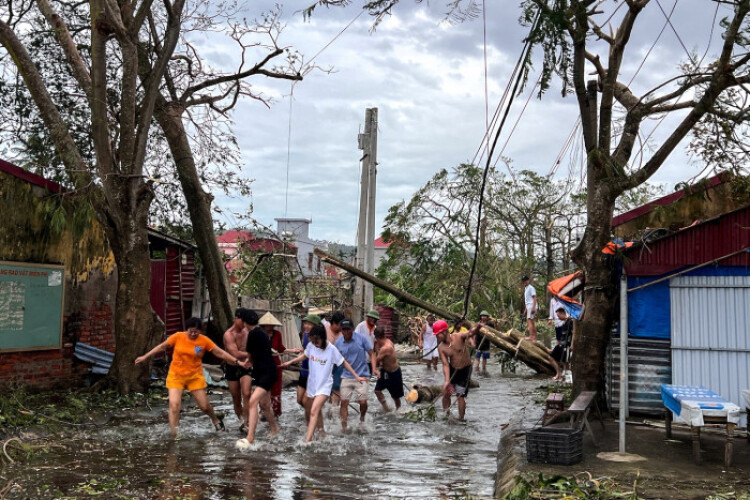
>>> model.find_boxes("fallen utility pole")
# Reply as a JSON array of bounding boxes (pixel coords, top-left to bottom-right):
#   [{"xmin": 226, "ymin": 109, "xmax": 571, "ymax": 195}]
[{"xmin": 314, "ymin": 248, "xmax": 556, "ymax": 374}]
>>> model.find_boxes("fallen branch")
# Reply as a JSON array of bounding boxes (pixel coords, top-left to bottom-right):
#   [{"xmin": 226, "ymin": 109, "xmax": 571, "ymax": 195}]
[{"xmin": 314, "ymin": 248, "xmax": 556, "ymax": 374}]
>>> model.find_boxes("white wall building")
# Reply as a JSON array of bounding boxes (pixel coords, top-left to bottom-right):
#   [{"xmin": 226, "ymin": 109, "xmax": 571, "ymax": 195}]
[{"xmin": 275, "ymin": 218, "xmax": 329, "ymax": 276}]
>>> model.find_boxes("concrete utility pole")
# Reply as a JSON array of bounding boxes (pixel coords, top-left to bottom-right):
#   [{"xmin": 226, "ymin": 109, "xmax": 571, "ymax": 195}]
[{"xmin": 355, "ymin": 108, "xmax": 378, "ymax": 318}]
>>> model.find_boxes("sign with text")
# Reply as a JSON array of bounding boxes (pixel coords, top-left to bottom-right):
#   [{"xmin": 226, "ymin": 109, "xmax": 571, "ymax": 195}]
[{"xmin": 0, "ymin": 261, "xmax": 64, "ymax": 351}]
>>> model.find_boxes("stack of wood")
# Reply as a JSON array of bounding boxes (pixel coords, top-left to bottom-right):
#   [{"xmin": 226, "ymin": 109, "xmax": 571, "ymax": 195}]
[
  {"xmin": 405, "ymin": 381, "xmax": 482, "ymax": 403},
  {"xmin": 314, "ymin": 248, "xmax": 557, "ymax": 376}
]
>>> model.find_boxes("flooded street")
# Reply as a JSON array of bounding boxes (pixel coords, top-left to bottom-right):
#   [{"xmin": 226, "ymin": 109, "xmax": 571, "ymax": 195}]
[{"xmin": 4, "ymin": 363, "xmax": 545, "ymax": 499}]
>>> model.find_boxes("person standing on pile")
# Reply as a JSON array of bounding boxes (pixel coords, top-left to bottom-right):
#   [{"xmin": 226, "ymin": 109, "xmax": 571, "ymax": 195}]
[
  {"xmin": 472, "ymin": 310, "xmax": 493, "ymax": 374},
  {"xmin": 435, "ymin": 319, "xmax": 474, "ymax": 421},
  {"xmin": 373, "ymin": 326, "xmax": 404, "ymax": 412},
  {"xmin": 336, "ymin": 318, "xmax": 378, "ymax": 432},
  {"xmin": 522, "ymin": 275, "xmax": 538, "ymax": 342},
  {"xmin": 419, "ymin": 314, "xmax": 439, "ymax": 370},
  {"xmin": 223, "ymin": 308, "xmax": 253, "ymax": 434},
  {"xmin": 354, "ymin": 309, "xmax": 379, "ymax": 348},
  {"xmin": 259, "ymin": 311, "xmax": 302, "ymax": 418},
  {"xmin": 135, "ymin": 317, "xmax": 248, "ymax": 437}
]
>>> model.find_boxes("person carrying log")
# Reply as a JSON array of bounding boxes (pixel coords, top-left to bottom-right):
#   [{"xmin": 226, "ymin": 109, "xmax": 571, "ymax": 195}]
[{"xmin": 435, "ymin": 320, "xmax": 474, "ymax": 421}]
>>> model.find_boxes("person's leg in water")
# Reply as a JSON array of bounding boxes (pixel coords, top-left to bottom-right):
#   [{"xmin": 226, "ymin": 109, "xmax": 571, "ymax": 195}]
[
  {"xmin": 482, "ymin": 352, "xmax": 488, "ymax": 373},
  {"xmin": 306, "ymin": 395, "xmax": 329, "ymax": 442},
  {"xmin": 474, "ymin": 352, "xmax": 481, "ymax": 371},
  {"xmin": 167, "ymin": 388, "xmax": 184, "ymax": 437},
  {"xmin": 358, "ymin": 397, "xmax": 368, "ymax": 426},
  {"xmin": 375, "ymin": 389, "xmax": 391, "ymax": 412},
  {"xmin": 457, "ymin": 395, "xmax": 467, "ymax": 420},
  {"xmin": 228, "ymin": 379, "xmax": 243, "ymax": 423},
  {"xmin": 240, "ymin": 376, "xmax": 252, "ymax": 430},
  {"xmin": 442, "ymin": 385, "xmax": 453, "ymax": 417},
  {"xmin": 339, "ymin": 397, "xmax": 351, "ymax": 432},
  {"xmin": 245, "ymin": 387, "xmax": 279, "ymax": 443},
  {"xmin": 191, "ymin": 388, "xmax": 224, "ymax": 430},
  {"xmin": 296, "ymin": 385, "xmax": 310, "ymax": 423}
]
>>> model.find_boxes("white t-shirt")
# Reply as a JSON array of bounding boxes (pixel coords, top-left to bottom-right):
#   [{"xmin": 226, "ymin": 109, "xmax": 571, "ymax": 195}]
[
  {"xmin": 524, "ymin": 284, "xmax": 537, "ymax": 309},
  {"xmin": 423, "ymin": 323, "xmax": 437, "ymax": 350},
  {"xmin": 304, "ymin": 342, "xmax": 345, "ymax": 397},
  {"xmin": 549, "ymin": 297, "xmax": 565, "ymax": 327},
  {"xmin": 354, "ymin": 320, "xmax": 376, "ymax": 347}
]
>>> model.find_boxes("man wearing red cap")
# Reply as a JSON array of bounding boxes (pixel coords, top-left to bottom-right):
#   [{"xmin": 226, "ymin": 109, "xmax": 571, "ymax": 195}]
[{"xmin": 434, "ymin": 320, "xmax": 474, "ymax": 420}]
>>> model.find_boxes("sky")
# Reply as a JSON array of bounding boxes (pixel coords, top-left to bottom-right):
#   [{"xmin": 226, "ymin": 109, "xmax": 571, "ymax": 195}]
[{"xmin": 204, "ymin": 0, "xmax": 732, "ymax": 244}]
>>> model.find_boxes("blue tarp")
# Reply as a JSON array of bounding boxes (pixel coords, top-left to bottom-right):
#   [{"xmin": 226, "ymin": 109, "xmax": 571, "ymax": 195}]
[{"xmin": 627, "ymin": 265, "xmax": 750, "ymax": 339}]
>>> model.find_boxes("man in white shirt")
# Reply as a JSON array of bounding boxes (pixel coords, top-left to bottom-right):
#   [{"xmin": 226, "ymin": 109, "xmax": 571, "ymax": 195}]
[
  {"xmin": 548, "ymin": 296, "xmax": 565, "ymax": 343},
  {"xmin": 354, "ymin": 309, "xmax": 380, "ymax": 347},
  {"xmin": 522, "ymin": 275, "xmax": 538, "ymax": 341}
]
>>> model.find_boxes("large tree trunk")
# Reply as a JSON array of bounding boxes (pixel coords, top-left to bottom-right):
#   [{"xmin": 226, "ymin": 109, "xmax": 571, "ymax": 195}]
[
  {"xmin": 154, "ymin": 101, "xmax": 236, "ymax": 333},
  {"xmin": 570, "ymin": 165, "xmax": 620, "ymax": 392},
  {"xmin": 103, "ymin": 206, "xmax": 163, "ymax": 393}
]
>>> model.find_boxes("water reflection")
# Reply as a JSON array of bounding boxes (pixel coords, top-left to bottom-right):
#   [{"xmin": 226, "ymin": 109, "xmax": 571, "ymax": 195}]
[{"xmin": 5, "ymin": 363, "xmax": 544, "ymax": 499}]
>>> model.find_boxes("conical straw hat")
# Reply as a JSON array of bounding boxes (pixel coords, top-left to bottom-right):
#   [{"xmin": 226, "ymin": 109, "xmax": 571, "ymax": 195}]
[{"xmin": 258, "ymin": 312, "xmax": 282, "ymax": 327}]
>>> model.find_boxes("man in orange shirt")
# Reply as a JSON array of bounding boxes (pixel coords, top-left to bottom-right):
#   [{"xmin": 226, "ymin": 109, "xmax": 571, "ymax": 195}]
[{"xmin": 136, "ymin": 317, "xmax": 247, "ymax": 437}]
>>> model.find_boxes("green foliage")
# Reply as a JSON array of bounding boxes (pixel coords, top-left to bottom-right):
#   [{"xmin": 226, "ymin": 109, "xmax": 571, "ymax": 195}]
[
  {"xmin": 503, "ymin": 473, "xmax": 642, "ymax": 500},
  {"xmin": 404, "ymin": 405, "xmax": 438, "ymax": 422}
]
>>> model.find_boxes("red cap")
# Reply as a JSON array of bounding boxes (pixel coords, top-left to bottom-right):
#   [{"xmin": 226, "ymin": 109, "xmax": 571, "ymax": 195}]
[{"xmin": 432, "ymin": 320, "xmax": 449, "ymax": 335}]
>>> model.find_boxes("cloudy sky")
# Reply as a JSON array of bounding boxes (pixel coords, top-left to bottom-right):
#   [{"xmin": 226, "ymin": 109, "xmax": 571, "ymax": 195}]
[{"xmin": 207, "ymin": 0, "xmax": 730, "ymax": 244}]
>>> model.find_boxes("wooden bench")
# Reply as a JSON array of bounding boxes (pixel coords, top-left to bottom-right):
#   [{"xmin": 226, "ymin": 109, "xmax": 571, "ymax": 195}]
[
  {"xmin": 568, "ymin": 391, "xmax": 604, "ymax": 447},
  {"xmin": 542, "ymin": 393, "xmax": 565, "ymax": 426}
]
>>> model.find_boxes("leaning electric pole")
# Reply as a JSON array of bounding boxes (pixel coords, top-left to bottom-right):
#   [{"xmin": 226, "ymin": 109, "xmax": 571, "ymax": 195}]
[{"xmin": 354, "ymin": 108, "xmax": 378, "ymax": 319}]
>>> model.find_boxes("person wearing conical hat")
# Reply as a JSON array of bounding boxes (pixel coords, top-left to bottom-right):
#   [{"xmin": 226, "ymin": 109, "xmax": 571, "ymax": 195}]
[
  {"xmin": 259, "ymin": 311, "xmax": 301, "ymax": 417},
  {"xmin": 472, "ymin": 310, "xmax": 493, "ymax": 375}
]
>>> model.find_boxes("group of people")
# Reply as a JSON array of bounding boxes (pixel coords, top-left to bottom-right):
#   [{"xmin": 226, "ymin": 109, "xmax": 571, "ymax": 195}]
[{"xmin": 134, "ymin": 275, "xmax": 575, "ymax": 439}]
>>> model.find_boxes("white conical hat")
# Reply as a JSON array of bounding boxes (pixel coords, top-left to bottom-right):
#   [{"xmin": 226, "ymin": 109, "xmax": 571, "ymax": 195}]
[{"xmin": 258, "ymin": 311, "xmax": 282, "ymax": 327}]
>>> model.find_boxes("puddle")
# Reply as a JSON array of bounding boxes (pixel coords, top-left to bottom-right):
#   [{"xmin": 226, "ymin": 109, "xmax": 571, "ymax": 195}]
[{"xmin": 3, "ymin": 363, "xmax": 545, "ymax": 499}]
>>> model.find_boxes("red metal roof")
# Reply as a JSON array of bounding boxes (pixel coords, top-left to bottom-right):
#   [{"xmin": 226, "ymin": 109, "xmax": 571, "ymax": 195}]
[
  {"xmin": 217, "ymin": 230, "xmax": 255, "ymax": 244},
  {"xmin": 374, "ymin": 236, "xmax": 391, "ymax": 248},
  {"xmin": 624, "ymin": 204, "xmax": 750, "ymax": 275},
  {"xmin": 612, "ymin": 173, "xmax": 728, "ymax": 227},
  {"xmin": 0, "ymin": 158, "xmax": 64, "ymax": 194}
]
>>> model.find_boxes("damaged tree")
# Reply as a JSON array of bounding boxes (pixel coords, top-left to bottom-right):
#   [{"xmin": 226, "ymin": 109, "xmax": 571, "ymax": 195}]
[{"xmin": 315, "ymin": 248, "xmax": 557, "ymax": 374}]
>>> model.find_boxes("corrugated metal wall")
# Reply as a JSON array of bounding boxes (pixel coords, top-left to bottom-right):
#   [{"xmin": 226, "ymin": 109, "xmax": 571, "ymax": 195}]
[
  {"xmin": 670, "ymin": 275, "xmax": 750, "ymax": 427},
  {"xmin": 606, "ymin": 337, "xmax": 672, "ymax": 415}
]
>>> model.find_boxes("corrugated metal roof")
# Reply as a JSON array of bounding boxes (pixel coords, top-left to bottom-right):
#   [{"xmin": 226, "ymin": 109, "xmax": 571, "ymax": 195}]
[{"xmin": 624, "ymin": 204, "xmax": 750, "ymax": 276}]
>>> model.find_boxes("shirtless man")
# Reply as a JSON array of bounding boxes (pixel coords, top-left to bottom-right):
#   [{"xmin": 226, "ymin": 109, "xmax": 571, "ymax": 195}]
[
  {"xmin": 373, "ymin": 327, "xmax": 404, "ymax": 411},
  {"xmin": 435, "ymin": 320, "xmax": 474, "ymax": 420},
  {"xmin": 223, "ymin": 307, "xmax": 252, "ymax": 433}
]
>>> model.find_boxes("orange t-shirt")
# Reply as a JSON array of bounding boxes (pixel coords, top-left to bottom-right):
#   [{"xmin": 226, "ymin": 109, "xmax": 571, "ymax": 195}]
[{"xmin": 166, "ymin": 332, "xmax": 216, "ymax": 378}]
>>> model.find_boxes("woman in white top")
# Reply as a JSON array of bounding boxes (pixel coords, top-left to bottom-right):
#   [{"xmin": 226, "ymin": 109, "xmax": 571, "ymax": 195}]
[{"xmin": 281, "ymin": 325, "xmax": 365, "ymax": 442}]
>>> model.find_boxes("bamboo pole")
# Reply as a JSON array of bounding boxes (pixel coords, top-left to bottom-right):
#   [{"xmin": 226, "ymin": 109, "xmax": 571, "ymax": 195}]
[{"xmin": 314, "ymin": 248, "xmax": 556, "ymax": 374}]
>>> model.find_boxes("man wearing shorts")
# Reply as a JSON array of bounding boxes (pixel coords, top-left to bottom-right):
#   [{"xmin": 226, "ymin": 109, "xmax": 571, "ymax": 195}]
[
  {"xmin": 435, "ymin": 320, "xmax": 474, "ymax": 421},
  {"xmin": 472, "ymin": 310, "xmax": 492, "ymax": 374},
  {"xmin": 419, "ymin": 315, "xmax": 439, "ymax": 370},
  {"xmin": 335, "ymin": 319, "xmax": 377, "ymax": 432},
  {"xmin": 223, "ymin": 308, "xmax": 252, "ymax": 433},
  {"xmin": 373, "ymin": 327, "xmax": 404, "ymax": 411},
  {"xmin": 522, "ymin": 275, "xmax": 538, "ymax": 341}
]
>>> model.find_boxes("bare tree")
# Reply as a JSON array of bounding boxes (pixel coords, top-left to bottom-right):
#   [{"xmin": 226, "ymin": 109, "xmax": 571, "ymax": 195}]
[{"xmin": 0, "ymin": 0, "xmax": 183, "ymax": 393}]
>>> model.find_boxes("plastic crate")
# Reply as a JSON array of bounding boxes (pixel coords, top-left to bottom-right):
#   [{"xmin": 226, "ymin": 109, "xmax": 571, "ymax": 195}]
[{"xmin": 526, "ymin": 427, "xmax": 583, "ymax": 465}]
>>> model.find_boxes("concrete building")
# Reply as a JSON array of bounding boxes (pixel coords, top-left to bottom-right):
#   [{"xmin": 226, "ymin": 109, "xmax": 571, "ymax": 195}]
[{"xmin": 275, "ymin": 218, "xmax": 329, "ymax": 276}]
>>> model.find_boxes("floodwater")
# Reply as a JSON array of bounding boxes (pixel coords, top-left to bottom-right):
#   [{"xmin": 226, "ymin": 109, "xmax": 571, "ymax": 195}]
[{"xmin": 3, "ymin": 362, "xmax": 545, "ymax": 499}]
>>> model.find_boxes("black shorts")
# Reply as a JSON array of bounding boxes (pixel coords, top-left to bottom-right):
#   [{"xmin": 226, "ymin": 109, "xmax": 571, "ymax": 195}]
[
  {"xmin": 551, "ymin": 344, "xmax": 569, "ymax": 363},
  {"xmin": 297, "ymin": 373, "xmax": 309, "ymax": 389},
  {"xmin": 225, "ymin": 364, "xmax": 252, "ymax": 382},
  {"xmin": 252, "ymin": 367, "xmax": 277, "ymax": 392},
  {"xmin": 374, "ymin": 367, "xmax": 404, "ymax": 399},
  {"xmin": 449, "ymin": 365, "xmax": 472, "ymax": 397}
]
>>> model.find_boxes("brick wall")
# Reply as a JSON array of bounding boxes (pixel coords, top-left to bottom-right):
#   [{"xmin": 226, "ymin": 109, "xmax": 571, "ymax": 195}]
[{"xmin": 0, "ymin": 348, "xmax": 77, "ymax": 389}]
